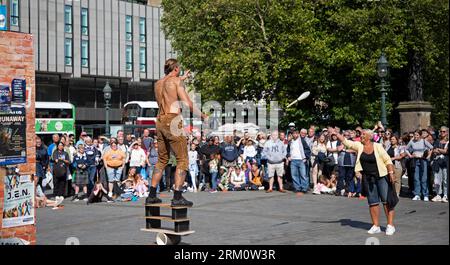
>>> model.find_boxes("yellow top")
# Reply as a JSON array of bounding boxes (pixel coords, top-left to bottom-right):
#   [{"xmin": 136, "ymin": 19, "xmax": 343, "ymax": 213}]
[
  {"xmin": 342, "ymin": 139, "xmax": 393, "ymax": 177},
  {"xmin": 104, "ymin": 149, "xmax": 126, "ymax": 168}
]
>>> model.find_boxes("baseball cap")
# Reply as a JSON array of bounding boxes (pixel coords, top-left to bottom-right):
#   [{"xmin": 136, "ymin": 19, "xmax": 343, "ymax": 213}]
[{"xmin": 288, "ymin": 122, "xmax": 295, "ymax": 127}]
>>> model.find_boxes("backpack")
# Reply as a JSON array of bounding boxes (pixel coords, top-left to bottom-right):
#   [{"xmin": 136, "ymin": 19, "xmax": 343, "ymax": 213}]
[{"xmin": 53, "ymin": 162, "xmax": 67, "ymax": 178}]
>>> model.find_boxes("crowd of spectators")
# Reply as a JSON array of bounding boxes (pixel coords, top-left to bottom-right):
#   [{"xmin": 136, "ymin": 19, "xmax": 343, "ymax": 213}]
[{"xmin": 34, "ymin": 122, "xmax": 448, "ymax": 206}]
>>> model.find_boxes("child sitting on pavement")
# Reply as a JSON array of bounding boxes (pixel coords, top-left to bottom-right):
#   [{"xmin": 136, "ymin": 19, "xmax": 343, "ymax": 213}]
[
  {"xmin": 87, "ymin": 180, "xmax": 114, "ymax": 204},
  {"xmin": 316, "ymin": 174, "xmax": 337, "ymax": 194},
  {"xmin": 229, "ymin": 166, "xmax": 247, "ymax": 191},
  {"xmin": 34, "ymin": 175, "xmax": 63, "ymax": 209}
]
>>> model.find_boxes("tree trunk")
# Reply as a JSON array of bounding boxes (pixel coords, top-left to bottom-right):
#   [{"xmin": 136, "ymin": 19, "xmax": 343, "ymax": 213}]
[{"xmin": 408, "ymin": 52, "xmax": 424, "ymax": 101}]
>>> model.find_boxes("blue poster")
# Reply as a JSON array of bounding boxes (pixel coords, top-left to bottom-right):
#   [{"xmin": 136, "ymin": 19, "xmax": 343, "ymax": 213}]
[
  {"xmin": 0, "ymin": 107, "xmax": 27, "ymax": 166},
  {"xmin": 11, "ymin": 78, "xmax": 26, "ymax": 104},
  {"xmin": 0, "ymin": 6, "xmax": 7, "ymax": 31},
  {"xmin": 0, "ymin": 84, "xmax": 11, "ymax": 113}
]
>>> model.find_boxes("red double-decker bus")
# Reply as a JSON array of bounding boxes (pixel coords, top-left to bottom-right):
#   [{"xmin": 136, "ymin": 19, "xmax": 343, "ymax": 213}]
[{"xmin": 122, "ymin": 101, "xmax": 158, "ymax": 134}]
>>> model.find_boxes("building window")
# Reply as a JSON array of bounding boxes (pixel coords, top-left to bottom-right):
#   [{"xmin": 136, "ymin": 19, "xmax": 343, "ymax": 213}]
[
  {"xmin": 81, "ymin": 8, "xmax": 89, "ymax": 36},
  {"xmin": 64, "ymin": 5, "xmax": 72, "ymax": 33},
  {"xmin": 140, "ymin": 47, "xmax": 146, "ymax": 72},
  {"xmin": 81, "ymin": 40, "xmax": 89, "ymax": 68},
  {"xmin": 126, "ymin": 45, "xmax": 133, "ymax": 71},
  {"xmin": 126, "ymin": 15, "xmax": 133, "ymax": 41},
  {"xmin": 10, "ymin": 0, "xmax": 19, "ymax": 26},
  {"xmin": 139, "ymin": 17, "xmax": 146, "ymax": 43},
  {"xmin": 65, "ymin": 38, "xmax": 72, "ymax": 66}
]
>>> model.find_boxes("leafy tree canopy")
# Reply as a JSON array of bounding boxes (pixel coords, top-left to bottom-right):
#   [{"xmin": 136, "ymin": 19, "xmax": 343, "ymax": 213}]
[{"xmin": 161, "ymin": 0, "xmax": 448, "ymax": 130}]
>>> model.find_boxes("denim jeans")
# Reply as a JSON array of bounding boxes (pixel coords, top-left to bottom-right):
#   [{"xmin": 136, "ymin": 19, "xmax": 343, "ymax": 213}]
[
  {"xmin": 210, "ymin": 171, "xmax": 218, "ymax": 190},
  {"xmin": 338, "ymin": 166, "xmax": 359, "ymax": 193},
  {"xmin": 413, "ymin": 159, "xmax": 429, "ymax": 197},
  {"xmin": 290, "ymin": 159, "xmax": 308, "ymax": 192},
  {"xmin": 147, "ymin": 164, "xmax": 160, "ymax": 192},
  {"xmin": 87, "ymin": 165, "xmax": 97, "ymax": 193},
  {"xmin": 106, "ymin": 167, "xmax": 123, "ymax": 183}
]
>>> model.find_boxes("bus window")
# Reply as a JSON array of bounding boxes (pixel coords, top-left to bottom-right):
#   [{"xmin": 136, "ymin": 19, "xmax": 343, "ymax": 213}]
[
  {"xmin": 143, "ymin": 108, "xmax": 158, "ymax": 117},
  {"xmin": 36, "ymin": 108, "xmax": 73, "ymax": 119}
]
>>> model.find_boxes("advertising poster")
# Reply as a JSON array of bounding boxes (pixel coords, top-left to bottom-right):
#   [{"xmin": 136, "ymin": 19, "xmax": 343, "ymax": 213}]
[
  {"xmin": 2, "ymin": 174, "xmax": 35, "ymax": 228},
  {"xmin": 0, "ymin": 83, "xmax": 10, "ymax": 113},
  {"xmin": 0, "ymin": 107, "xmax": 27, "ymax": 166},
  {"xmin": 11, "ymin": 78, "xmax": 26, "ymax": 104}
]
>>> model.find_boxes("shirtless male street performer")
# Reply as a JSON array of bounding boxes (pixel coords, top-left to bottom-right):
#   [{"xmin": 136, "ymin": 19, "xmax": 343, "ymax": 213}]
[{"xmin": 146, "ymin": 59, "xmax": 208, "ymax": 207}]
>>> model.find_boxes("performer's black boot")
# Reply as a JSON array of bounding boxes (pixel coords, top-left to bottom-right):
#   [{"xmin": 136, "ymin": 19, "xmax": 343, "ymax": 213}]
[
  {"xmin": 146, "ymin": 186, "xmax": 162, "ymax": 204},
  {"xmin": 171, "ymin": 190, "xmax": 193, "ymax": 207}
]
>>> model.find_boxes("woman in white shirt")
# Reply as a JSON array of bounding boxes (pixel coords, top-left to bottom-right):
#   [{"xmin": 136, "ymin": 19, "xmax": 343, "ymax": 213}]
[
  {"xmin": 188, "ymin": 143, "xmax": 199, "ymax": 192},
  {"xmin": 243, "ymin": 139, "xmax": 257, "ymax": 164},
  {"xmin": 326, "ymin": 134, "xmax": 340, "ymax": 173},
  {"xmin": 229, "ymin": 166, "xmax": 247, "ymax": 191},
  {"xmin": 128, "ymin": 141, "xmax": 148, "ymax": 177}
]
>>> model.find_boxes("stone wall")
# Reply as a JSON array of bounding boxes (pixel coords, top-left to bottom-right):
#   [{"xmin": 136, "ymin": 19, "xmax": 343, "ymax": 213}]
[{"xmin": 0, "ymin": 31, "xmax": 36, "ymax": 244}]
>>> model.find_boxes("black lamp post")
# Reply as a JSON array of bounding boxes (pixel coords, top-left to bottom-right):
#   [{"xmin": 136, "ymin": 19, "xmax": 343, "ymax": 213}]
[
  {"xmin": 103, "ymin": 81, "xmax": 112, "ymax": 138},
  {"xmin": 377, "ymin": 53, "xmax": 389, "ymax": 127}
]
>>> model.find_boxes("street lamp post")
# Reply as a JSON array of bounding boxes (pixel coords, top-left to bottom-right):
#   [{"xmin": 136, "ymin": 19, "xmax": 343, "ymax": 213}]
[
  {"xmin": 103, "ymin": 81, "xmax": 112, "ymax": 138},
  {"xmin": 377, "ymin": 53, "xmax": 389, "ymax": 127}
]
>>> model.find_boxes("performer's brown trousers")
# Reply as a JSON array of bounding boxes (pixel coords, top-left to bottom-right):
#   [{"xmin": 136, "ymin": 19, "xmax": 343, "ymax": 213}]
[{"xmin": 151, "ymin": 113, "xmax": 188, "ymax": 191}]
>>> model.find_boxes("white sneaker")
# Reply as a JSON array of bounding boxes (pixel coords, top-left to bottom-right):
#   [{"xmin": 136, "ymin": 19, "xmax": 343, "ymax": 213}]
[
  {"xmin": 312, "ymin": 187, "xmax": 321, "ymax": 195},
  {"xmin": 442, "ymin": 196, "xmax": 448, "ymax": 203},
  {"xmin": 108, "ymin": 192, "xmax": 113, "ymax": 198},
  {"xmin": 424, "ymin": 196, "xmax": 429, "ymax": 202},
  {"xmin": 56, "ymin": 196, "xmax": 64, "ymax": 206},
  {"xmin": 367, "ymin": 225, "xmax": 381, "ymax": 234},
  {"xmin": 412, "ymin": 195, "xmax": 421, "ymax": 201},
  {"xmin": 83, "ymin": 198, "xmax": 88, "ymax": 202},
  {"xmin": 432, "ymin": 195, "xmax": 442, "ymax": 202},
  {"xmin": 258, "ymin": 186, "xmax": 265, "ymax": 190},
  {"xmin": 143, "ymin": 192, "xmax": 149, "ymax": 197},
  {"xmin": 386, "ymin": 225, "xmax": 396, "ymax": 236},
  {"xmin": 187, "ymin": 187, "xmax": 193, "ymax": 192}
]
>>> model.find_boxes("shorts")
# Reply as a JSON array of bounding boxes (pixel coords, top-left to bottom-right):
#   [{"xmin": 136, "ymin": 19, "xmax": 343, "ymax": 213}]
[
  {"xmin": 75, "ymin": 170, "xmax": 89, "ymax": 186},
  {"xmin": 365, "ymin": 175, "xmax": 389, "ymax": 206},
  {"xmin": 222, "ymin": 159, "xmax": 237, "ymax": 168},
  {"xmin": 106, "ymin": 167, "xmax": 123, "ymax": 183},
  {"xmin": 267, "ymin": 163, "xmax": 285, "ymax": 178},
  {"xmin": 155, "ymin": 114, "xmax": 188, "ymax": 171}
]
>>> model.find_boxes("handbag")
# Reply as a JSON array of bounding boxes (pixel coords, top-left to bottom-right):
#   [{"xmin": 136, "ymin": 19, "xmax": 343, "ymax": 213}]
[
  {"xmin": 323, "ymin": 155, "xmax": 336, "ymax": 167},
  {"xmin": 386, "ymin": 179, "xmax": 399, "ymax": 209},
  {"xmin": 140, "ymin": 167, "xmax": 148, "ymax": 179},
  {"xmin": 53, "ymin": 162, "xmax": 67, "ymax": 178}
]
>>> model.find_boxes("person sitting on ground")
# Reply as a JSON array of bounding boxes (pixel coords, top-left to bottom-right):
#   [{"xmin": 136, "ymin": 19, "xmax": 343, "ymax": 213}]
[
  {"xmin": 229, "ymin": 166, "xmax": 247, "ymax": 191},
  {"xmin": 128, "ymin": 167, "xmax": 149, "ymax": 197},
  {"xmin": 87, "ymin": 180, "xmax": 114, "ymax": 204},
  {"xmin": 120, "ymin": 178, "xmax": 136, "ymax": 202},
  {"xmin": 249, "ymin": 162, "xmax": 264, "ymax": 190},
  {"xmin": 316, "ymin": 175, "xmax": 337, "ymax": 194},
  {"xmin": 34, "ymin": 175, "xmax": 63, "ymax": 209}
]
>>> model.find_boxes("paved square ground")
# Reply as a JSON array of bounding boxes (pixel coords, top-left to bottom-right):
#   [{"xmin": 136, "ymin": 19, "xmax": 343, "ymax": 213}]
[{"xmin": 36, "ymin": 190, "xmax": 448, "ymax": 245}]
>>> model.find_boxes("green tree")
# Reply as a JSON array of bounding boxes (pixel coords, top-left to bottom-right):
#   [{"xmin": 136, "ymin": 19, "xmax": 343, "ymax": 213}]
[{"xmin": 161, "ymin": 0, "xmax": 448, "ymax": 130}]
